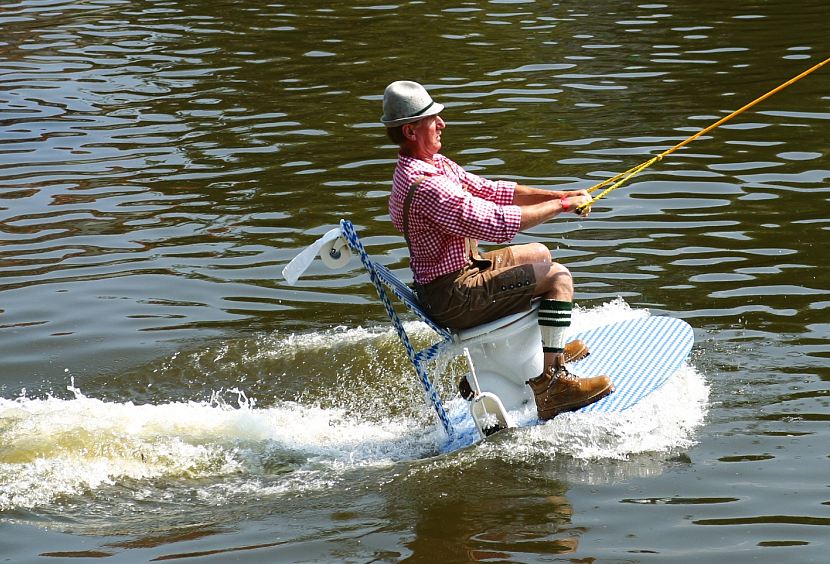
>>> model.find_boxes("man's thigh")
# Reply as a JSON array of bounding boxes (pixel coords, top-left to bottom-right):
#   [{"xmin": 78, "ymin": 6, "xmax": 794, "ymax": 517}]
[{"xmin": 421, "ymin": 248, "xmax": 537, "ymax": 330}]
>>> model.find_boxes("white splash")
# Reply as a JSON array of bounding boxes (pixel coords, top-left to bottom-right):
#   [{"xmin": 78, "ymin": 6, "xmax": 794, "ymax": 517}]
[
  {"xmin": 0, "ymin": 385, "xmax": 435, "ymax": 511},
  {"xmin": 0, "ymin": 299, "xmax": 708, "ymax": 511}
]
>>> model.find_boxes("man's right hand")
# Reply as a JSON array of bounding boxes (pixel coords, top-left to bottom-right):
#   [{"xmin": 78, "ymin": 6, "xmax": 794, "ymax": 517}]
[{"xmin": 561, "ymin": 193, "xmax": 592, "ymax": 217}]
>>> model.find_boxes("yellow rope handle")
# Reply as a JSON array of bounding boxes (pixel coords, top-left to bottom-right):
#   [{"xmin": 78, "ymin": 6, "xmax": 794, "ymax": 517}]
[{"xmin": 576, "ymin": 56, "xmax": 830, "ymax": 214}]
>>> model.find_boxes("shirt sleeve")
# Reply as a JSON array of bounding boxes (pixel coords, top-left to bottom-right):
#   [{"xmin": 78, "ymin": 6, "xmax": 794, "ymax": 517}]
[
  {"xmin": 445, "ymin": 157, "xmax": 517, "ymax": 205},
  {"xmin": 416, "ymin": 176, "xmax": 521, "ymax": 244}
]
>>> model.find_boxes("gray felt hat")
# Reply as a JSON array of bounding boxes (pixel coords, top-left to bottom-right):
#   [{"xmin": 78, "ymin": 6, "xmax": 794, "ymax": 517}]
[{"xmin": 380, "ymin": 81, "xmax": 445, "ymax": 127}]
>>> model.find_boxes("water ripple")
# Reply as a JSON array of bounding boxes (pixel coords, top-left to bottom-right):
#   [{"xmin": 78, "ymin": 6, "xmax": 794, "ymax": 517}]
[{"xmin": 0, "ymin": 0, "xmax": 829, "ymax": 558}]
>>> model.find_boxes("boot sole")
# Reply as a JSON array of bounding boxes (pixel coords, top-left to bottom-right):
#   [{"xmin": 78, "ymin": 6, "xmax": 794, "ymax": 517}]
[{"xmin": 540, "ymin": 384, "xmax": 614, "ymax": 420}]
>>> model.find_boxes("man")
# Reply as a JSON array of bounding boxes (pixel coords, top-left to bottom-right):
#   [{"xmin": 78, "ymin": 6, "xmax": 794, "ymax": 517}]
[{"xmin": 381, "ymin": 80, "xmax": 613, "ymax": 421}]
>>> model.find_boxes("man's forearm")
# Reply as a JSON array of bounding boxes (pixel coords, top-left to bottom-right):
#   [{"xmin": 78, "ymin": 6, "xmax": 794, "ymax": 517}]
[
  {"xmin": 513, "ymin": 184, "xmax": 565, "ymax": 205},
  {"xmin": 518, "ymin": 199, "xmax": 567, "ymax": 230}
]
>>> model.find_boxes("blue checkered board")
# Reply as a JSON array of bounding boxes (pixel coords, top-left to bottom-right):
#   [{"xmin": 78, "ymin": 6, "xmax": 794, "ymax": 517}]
[{"xmin": 568, "ymin": 316, "xmax": 694, "ymax": 413}]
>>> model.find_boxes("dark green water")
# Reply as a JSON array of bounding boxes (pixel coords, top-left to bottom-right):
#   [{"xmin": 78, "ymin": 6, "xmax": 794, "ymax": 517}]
[{"xmin": 1, "ymin": 0, "xmax": 829, "ymax": 561}]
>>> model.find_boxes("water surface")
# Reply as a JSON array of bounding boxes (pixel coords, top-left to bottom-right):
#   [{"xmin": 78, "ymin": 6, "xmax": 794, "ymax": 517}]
[{"xmin": 1, "ymin": 0, "xmax": 829, "ymax": 561}]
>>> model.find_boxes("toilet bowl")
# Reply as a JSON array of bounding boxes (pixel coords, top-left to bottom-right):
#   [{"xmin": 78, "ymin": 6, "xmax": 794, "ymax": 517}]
[{"xmin": 455, "ymin": 301, "xmax": 543, "ymax": 411}]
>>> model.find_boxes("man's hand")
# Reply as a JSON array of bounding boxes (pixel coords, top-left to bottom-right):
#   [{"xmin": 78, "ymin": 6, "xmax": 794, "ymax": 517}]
[
  {"xmin": 561, "ymin": 191, "xmax": 592, "ymax": 217},
  {"xmin": 517, "ymin": 188, "xmax": 593, "ymax": 229}
]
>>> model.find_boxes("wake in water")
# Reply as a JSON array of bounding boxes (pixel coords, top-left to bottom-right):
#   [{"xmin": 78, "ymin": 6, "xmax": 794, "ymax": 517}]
[
  {"xmin": 0, "ymin": 382, "xmax": 443, "ymax": 512},
  {"xmin": 0, "ymin": 299, "xmax": 708, "ymax": 515}
]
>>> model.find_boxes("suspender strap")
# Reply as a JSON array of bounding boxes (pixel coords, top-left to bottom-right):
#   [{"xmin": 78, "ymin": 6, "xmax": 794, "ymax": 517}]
[{"xmin": 401, "ymin": 176, "xmax": 425, "ymax": 249}]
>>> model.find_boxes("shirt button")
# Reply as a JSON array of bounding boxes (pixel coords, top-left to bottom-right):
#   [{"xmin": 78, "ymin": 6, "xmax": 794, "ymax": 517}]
[{"xmin": 501, "ymin": 286, "xmax": 506, "ymax": 291}]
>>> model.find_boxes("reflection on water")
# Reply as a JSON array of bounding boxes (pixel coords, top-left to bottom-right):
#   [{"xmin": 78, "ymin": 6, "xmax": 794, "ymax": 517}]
[{"xmin": 1, "ymin": 0, "xmax": 829, "ymax": 561}]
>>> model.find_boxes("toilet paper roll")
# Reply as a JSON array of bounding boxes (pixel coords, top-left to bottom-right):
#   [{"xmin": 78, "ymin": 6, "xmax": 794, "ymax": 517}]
[
  {"xmin": 282, "ymin": 227, "xmax": 342, "ymax": 284},
  {"xmin": 319, "ymin": 236, "xmax": 351, "ymax": 269}
]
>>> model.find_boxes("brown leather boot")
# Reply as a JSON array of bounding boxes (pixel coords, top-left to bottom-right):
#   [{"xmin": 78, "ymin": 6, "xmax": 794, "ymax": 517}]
[
  {"xmin": 458, "ymin": 340, "xmax": 590, "ymax": 401},
  {"xmin": 527, "ymin": 363, "xmax": 613, "ymax": 421},
  {"xmin": 563, "ymin": 339, "xmax": 589, "ymax": 363}
]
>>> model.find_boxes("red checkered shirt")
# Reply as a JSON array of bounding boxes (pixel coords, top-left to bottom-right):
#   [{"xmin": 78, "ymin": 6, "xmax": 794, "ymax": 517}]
[{"xmin": 389, "ymin": 153, "xmax": 522, "ymax": 285}]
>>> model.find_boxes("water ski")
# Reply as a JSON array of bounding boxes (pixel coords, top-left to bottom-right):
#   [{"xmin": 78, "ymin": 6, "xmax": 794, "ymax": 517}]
[{"xmin": 566, "ymin": 315, "xmax": 694, "ymax": 414}]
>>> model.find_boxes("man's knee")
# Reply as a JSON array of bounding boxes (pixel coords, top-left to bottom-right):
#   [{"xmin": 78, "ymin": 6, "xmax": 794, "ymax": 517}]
[
  {"xmin": 513, "ymin": 242, "xmax": 551, "ymax": 264},
  {"xmin": 533, "ymin": 262, "xmax": 573, "ymax": 296}
]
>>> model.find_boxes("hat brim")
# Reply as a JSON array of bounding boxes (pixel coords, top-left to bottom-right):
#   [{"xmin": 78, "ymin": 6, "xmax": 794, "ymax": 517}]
[{"xmin": 381, "ymin": 102, "xmax": 444, "ymax": 128}]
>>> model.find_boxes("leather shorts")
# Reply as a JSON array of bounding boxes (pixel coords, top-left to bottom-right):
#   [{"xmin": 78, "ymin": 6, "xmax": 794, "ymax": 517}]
[{"xmin": 415, "ymin": 247, "xmax": 537, "ymax": 330}]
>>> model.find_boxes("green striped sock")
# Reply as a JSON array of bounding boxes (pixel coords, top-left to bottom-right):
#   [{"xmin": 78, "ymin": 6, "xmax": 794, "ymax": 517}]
[{"xmin": 539, "ymin": 299, "xmax": 572, "ymax": 354}]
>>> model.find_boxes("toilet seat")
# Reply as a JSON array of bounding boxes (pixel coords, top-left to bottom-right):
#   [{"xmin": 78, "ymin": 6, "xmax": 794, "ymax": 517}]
[{"xmin": 454, "ymin": 301, "xmax": 541, "ymax": 344}]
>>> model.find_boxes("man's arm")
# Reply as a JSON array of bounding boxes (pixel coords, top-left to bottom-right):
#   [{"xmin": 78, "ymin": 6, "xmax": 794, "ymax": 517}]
[
  {"xmin": 513, "ymin": 184, "xmax": 592, "ymax": 204},
  {"xmin": 512, "ymin": 184, "xmax": 566, "ymax": 204},
  {"xmin": 515, "ymin": 185, "xmax": 592, "ymax": 230}
]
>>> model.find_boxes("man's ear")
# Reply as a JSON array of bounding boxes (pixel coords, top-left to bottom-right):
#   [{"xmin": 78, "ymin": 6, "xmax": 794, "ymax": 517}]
[{"xmin": 404, "ymin": 124, "xmax": 416, "ymax": 140}]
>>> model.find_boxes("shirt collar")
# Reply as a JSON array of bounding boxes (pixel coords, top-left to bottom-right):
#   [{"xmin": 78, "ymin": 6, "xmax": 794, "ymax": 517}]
[{"xmin": 399, "ymin": 152, "xmax": 445, "ymax": 173}]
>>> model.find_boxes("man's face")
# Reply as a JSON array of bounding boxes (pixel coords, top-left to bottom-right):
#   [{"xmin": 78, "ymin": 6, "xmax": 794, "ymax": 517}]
[{"xmin": 407, "ymin": 114, "xmax": 445, "ymax": 156}]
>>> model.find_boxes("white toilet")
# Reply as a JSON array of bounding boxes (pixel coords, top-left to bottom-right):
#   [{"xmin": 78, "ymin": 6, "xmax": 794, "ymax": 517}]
[{"xmin": 454, "ymin": 301, "xmax": 543, "ymax": 412}]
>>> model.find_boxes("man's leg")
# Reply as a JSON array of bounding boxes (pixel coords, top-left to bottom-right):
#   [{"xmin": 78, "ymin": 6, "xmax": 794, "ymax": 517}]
[
  {"xmin": 505, "ymin": 243, "xmax": 577, "ymax": 367},
  {"xmin": 508, "ymin": 243, "xmax": 614, "ymax": 420}
]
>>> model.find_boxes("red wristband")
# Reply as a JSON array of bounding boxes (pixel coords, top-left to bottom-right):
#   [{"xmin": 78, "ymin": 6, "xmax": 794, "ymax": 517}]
[{"xmin": 560, "ymin": 196, "xmax": 570, "ymax": 211}]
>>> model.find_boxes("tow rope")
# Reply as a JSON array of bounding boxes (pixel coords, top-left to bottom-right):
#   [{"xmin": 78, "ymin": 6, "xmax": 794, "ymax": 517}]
[{"xmin": 576, "ymin": 56, "xmax": 830, "ymax": 214}]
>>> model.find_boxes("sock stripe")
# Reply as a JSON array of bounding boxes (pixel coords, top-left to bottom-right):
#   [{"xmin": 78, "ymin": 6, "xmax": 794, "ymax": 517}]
[
  {"xmin": 539, "ymin": 311, "xmax": 571, "ymax": 319},
  {"xmin": 539, "ymin": 311, "xmax": 571, "ymax": 323},
  {"xmin": 539, "ymin": 300, "xmax": 573, "ymax": 312},
  {"xmin": 539, "ymin": 300, "xmax": 572, "ymax": 353}
]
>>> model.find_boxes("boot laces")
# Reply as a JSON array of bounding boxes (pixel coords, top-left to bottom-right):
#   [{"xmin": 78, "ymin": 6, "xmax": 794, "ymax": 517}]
[{"xmin": 553, "ymin": 365, "xmax": 578, "ymax": 383}]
